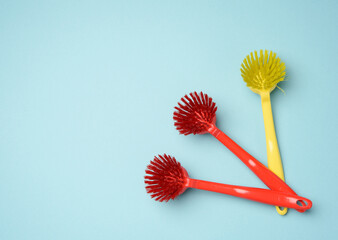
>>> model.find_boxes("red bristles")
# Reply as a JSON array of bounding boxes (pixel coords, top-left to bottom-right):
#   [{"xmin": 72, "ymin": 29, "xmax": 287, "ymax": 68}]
[
  {"xmin": 144, "ymin": 154, "xmax": 187, "ymax": 202},
  {"xmin": 173, "ymin": 91, "xmax": 217, "ymax": 135}
]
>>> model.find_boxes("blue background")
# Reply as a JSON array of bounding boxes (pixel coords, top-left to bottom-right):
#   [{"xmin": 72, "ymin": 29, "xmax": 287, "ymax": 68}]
[{"xmin": 1, "ymin": 0, "xmax": 337, "ymax": 239}]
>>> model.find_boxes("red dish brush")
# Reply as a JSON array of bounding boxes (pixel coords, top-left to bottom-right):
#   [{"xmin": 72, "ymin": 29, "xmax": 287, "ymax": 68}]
[
  {"xmin": 144, "ymin": 154, "xmax": 312, "ymax": 211},
  {"xmin": 173, "ymin": 91, "xmax": 308, "ymax": 211}
]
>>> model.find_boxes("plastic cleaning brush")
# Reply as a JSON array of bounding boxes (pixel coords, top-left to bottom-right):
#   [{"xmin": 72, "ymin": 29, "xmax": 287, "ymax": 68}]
[
  {"xmin": 241, "ymin": 50, "xmax": 287, "ymax": 215},
  {"xmin": 144, "ymin": 154, "xmax": 312, "ymax": 211},
  {"xmin": 173, "ymin": 91, "xmax": 308, "ymax": 212}
]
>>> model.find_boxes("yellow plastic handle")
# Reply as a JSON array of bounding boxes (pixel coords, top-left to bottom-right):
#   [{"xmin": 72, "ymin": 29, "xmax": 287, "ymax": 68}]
[{"xmin": 260, "ymin": 91, "xmax": 288, "ymax": 215}]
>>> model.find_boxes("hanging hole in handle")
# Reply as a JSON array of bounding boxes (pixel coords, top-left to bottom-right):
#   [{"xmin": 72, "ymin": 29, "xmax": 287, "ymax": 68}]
[{"xmin": 297, "ymin": 200, "xmax": 308, "ymax": 207}]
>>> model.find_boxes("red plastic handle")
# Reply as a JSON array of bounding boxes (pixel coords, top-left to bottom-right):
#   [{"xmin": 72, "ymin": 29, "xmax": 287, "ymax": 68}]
[
  {"xmin": 187, "ymin": 178, "xmax": 312, "ymax": 210},
  {"xmin": 208, "ymin": 125, "xmax": 307, "ymax": 212}
]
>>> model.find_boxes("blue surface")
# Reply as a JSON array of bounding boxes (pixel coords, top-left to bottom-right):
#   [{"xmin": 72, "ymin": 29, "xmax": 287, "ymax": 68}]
[{"xmin": 1, "ymin": 0, "xmax": 337, "ymax": 239}]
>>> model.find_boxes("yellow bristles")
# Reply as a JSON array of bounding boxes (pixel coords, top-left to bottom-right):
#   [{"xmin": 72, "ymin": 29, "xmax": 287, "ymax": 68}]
[{"xmin": 240, "ymin": 50, "xmax": 286, "ymax": 92}]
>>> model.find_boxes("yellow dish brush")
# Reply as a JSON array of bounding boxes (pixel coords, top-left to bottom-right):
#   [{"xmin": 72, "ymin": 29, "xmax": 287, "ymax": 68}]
[{"xmin": 240, "ymin": 50, "xmax": 287, "ymax": 215}]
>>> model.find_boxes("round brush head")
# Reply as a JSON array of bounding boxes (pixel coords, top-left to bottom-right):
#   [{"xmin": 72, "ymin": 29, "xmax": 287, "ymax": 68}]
[
  {"xmin": 173, "ymin": 91, "xmax": 217, "ymax": 135},
  {"xmin": 241, "ymin": 50, "xmax": 286, "ymax": 93},
  {"xmin": 144, "ymin": 154, "xmax": 188, "ymax": 202}
]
